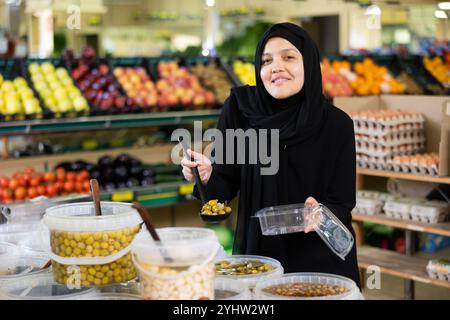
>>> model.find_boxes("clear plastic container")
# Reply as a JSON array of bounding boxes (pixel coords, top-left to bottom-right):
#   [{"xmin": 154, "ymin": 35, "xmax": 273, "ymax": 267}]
[
  {"xmin": 215, "ymin": 278, "xmax": 250, "ymax": 300},
  {"xmin": 0, "ymin": 273, "xmax": 95, "ymax": 300},
  {"xmin": 1, "ymin": 195, "xmax": 91, "ymax": 224},
  {"xmin": 132, "ymin": 227, "xmax": 219, "ymax": 300},
  {"xmin": 0, "ymin": 222, "xmax": 49, "ymax": 251},
  {"xmin": 255, "ymin": 204, "xmax": 354, "ymax": 260},
  {"xmin": 75, "ymin": 293, "xmax": 143, "ymax": 300},
  {"xmin": 43, "ymin": 201, "xmax": 142, "ymax": 287},
  {"xmin": 254, "ymin": 272, "xmax": 362, "ymax": 300},
  {"xmin": 0, "ymin": 249, "xmax": 50, "ymax": 284}
]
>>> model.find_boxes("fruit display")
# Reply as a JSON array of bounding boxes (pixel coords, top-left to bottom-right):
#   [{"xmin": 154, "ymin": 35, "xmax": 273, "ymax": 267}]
[
  {"xmin": 349, "ymin": 58, "xmax": 406, "ymax": 95},
  {"xmin": 0, "ymin": 73, "xmax": 42, "ymax": 119},
  {"xmin": 262, "ymin": 282, "xmax": 348, "ymax": 297},
  {"xmin": 215, "ymin": 259, "xmax": 274, "ymax": 275},
  {"xmin": 0, "ymin": 166, "xmax": 91, "ymax": 204},
  {"xmin": 50, "ymin": 226, "xmax": 140, "ymax": 287},
  {"xmin": 321, "ymin": 59, "xmax": 353, "ymax": 97},
  {"xmin": 232, "ymin": 60, "xmax": 256, "ymax": 85},
  {"xmin": 114, "ymin": 66, "xmax": 158, "ymax": 109},
  {"xmin": 190, "ymin": 62, "xmax": 233, "ymax": 104},
  {"xmin": 155, "ymin": 61, "xmax": 215, "ymax": 109},
  {"xmin": 28, "ymin": 61, "xmax": 89, "ymax": 114},
  {"xmin": 201, "ymin": 199, "xmax": 232, "ymax": 216},
  {"xmin": 426, "ymin": 259, "xmax": 450, "ymax": 282},
  {"xmin": 423, "ymin": 56, "xmax": 450, "ymax": 88},
  {"xmin": 71, "ymin": 49, "xmax": 128, "ymax": 113}
]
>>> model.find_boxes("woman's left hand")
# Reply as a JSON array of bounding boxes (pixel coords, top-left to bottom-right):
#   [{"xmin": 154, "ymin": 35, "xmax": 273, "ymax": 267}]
[{"xmin": 304, "ymin": 196, "xmax": 321, "ymax": 233}]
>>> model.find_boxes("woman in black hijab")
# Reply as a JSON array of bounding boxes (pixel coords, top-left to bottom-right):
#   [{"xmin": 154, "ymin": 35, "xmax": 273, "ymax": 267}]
[{"xmin": 182, "ymin": 22, "xmax": 360, "ymax": 286}]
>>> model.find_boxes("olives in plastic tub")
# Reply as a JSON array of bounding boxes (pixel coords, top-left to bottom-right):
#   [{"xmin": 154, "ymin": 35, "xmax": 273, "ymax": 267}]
[
  {"xmin": 254, "ymin": 272, "xmax": 362, "ymax": 300},
  {"xmin": 254, "ymin": 203, "xmax": 354, "ymax": 260},
  {"xmin": 43, "ymin": 201, "xmax": 142, "ymax": 287},
  {"xmin": 0, "ymin": 273, "xmax": 95, "ymax": 300},
  {"xmin": 215, "ymin": 255, "xmax": 283, "ymax": 290},
  {"xmin": 132, "ymin": 227, "xmax": 219, "ymax": 300},
  {"xmin": 215, "ymin": 278, "xmax": 250, "ymax": 300}
]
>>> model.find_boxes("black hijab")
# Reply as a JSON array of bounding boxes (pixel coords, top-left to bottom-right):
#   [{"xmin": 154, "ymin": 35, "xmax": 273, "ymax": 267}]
[
  {"xmin": 232, "ymin": 23, "xmax": 329, "ymax": 254},
  {"xmin": 234, "ymin": 22, "xmax": 326, "ymax": 146}
]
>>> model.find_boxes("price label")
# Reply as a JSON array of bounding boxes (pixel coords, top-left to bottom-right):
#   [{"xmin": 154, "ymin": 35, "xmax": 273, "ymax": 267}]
[
  {"xmin": 112, "ymin": 191, "xmax": 134, "ymax": 202},
  {"xmin": 179, "ymin": 184, "xmax": 194, "ymax": 195}
]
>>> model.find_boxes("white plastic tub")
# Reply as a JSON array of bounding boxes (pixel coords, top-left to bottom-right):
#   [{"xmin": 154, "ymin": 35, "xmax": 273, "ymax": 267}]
[
  {"xmin": 254, "ymin": 272, "xmax": 363, "ymax": 300},
  {"xmin": 43, "ymin": 201, "xmax": 142, "ymax": 287},
  {"xmin": 132, "ymin": 227, "xmax": 219, "ymax": 300}
]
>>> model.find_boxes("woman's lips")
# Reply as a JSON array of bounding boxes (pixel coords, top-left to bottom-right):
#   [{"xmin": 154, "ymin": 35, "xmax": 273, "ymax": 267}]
[{"xmin": 272, "ymin": 78, "xmax": 289, "ymax": 85}]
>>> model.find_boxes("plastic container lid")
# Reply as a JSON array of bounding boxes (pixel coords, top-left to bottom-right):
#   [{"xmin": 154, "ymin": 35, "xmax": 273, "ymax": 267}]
[
  {"xmin": 43, "ymin": 201, "xmax": 142, "ymax": 232},
  {"xmin": 215, "ymin": 278, "xmax": 250, "ymax": 300},
  {"xmin": 0, "ymin": 273, "xmax": 94, "ymax": 300},
  {"xmin": 132, "ymin": 227, "xmax": 219, "ymax": 267},
  {"xmin": 254, "ymin": 272, "xmax": 362, "ymax": 300},
  {"xmin": 215, "ymin": 255, "xmax": 283, "ymax": 288},
  {"xmin": 254, "ymin": 203, "xmax": 354, "ymax": 260}
]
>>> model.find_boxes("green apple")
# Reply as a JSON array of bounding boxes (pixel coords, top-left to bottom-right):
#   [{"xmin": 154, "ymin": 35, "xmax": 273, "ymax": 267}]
[
  {"xmin": 56, "ymin": 67, "xmax": 68, "ymax": 79},
  {"xmin": 5, "ymin": 99, "xmax": 23, "ymax": 114},
  {"xmin": 0, "ymin": 74, "xmax": 3, "ymax": 86},
  {"xmin": 49, "ymin": 82, "xmax": 62, "ymax": 91},
  {"xmin": 0, "ymin": 97, "xmax": 4, "ymax": 114},
  {"xmin": 24, "ymin": 98, "xmax": 41, "ymax": 114},
  {"xmin": 73, "ymin": 96, "xmax": 88, "ymax": 111},
  {"xmin": 54, "ymin": 88, "xmax": 68, "ymax": 101},
  {"xmin": 57, "ymin": 99, "xmax": 72, "ymax": 112},
  {"xmin": 61, "ymin": 77, "xmax": 73, "ymax": 86},
  {"xmin": 28, "ymin": 63, "xmax": 40, "ymax": 74},
  {"xmin": 13, "ymin": 77, "xmax": 28, "ymax": 89},
  {"xmin": 41, "ymin": 62, "xmax": 55, "ymax": 73},
  {"xmin": 34, "ymin": 82, "xmax": 48, "ymax": 92},
  {"xmin": 19, "ymin": 88, "xmax": 34, "ymax": 100},
  {"xmin": 1, "ymin": 80, "xmax": 14, "ymax": 92}
]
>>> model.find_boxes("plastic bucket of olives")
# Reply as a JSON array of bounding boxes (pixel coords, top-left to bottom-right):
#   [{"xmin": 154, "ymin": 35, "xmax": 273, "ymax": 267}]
[
  {"xmin": 42, "ymin": 202, "xmax": 143, "ymax": 288},
  {"xmin": 254, "ymin": 272, "xmax": 363, "ymax": 300},
  {"xmin": 132, "ymin": 227, "xmax": 219, "ymax": 300},
  {"xmin": 215, "ymin": 255, "xmax": 284, "ymax": 297}
]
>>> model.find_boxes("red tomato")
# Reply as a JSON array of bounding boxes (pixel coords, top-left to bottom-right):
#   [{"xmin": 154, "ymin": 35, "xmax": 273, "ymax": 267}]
[
  {"xmin": 9, "ymin": 179, "xmax": 19, "ymax": 190},
  {"xmin": 0, "ymin": 177, "xmax": 9, "ymax": 189},
  {"xmin": 66, "ymin": 172, "xmax": 77, "ymax": 182},
  {"xmin": 14, "ymin": 187, "xmax": 27, "ymax": 200},
  {"xmin": 46, "ymin": 185, "xmax": 57, "ymax": 197},
  {"xmin": 43, "ymin": 172, "xmax": 56, "ymax": 183},
  {"xmin": 27, "ymin": 187, "xmax": 38, "ymax": 199},
  {"xmin": 64, "ymin": 181, "xmax": 75, "ymax": 193},
  {"xmin": 36, "ymin": 185, "xmax": 47, "ymax": 196}
]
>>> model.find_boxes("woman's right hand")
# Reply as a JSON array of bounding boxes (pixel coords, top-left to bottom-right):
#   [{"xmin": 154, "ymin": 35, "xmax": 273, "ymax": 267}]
[{"xmin": 181, "ymin": 149, "xmax": 212, "ymax": 185}]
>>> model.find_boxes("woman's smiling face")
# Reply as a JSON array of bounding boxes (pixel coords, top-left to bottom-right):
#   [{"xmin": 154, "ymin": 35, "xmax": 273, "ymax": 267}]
[{"xmin": 260, "ymin": 37, "xmax": 304, "ymax": 99}]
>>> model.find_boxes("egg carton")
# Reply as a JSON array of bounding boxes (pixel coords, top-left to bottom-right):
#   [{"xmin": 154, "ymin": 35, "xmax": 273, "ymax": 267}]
[
  {"xmin": 426, "ymin": 259, "xmax": 450, "ymax": 282},
  {"xmin": 409, "ymin": 201, "xmax": 450, "ymax": 224},
  {"xmin": 353, "ymin": 120, "xmax": 424, "ymax": 137},
  {"xmin": 356, "ymin": 155, "xmax": 390, "ymax": 171},
  {"xmin": 383, "ymin": 198, "xmax": 424, "ymax": 220},
  {"xmin": 356, "ymin": 143, "xmax": 425, "ymax": 158},
  {"xmin": 355, "ymin": 132, "xmax": 425, "ymax": 148},
  {"xmin": 355, "ymin": 197, "xmax": 384, "ymax": 215},
  {"xmin": 351, "ymin": 112, "xmax": 424, "ymax": 127},
  {"xmin": 387, "ymin": 160, "xmax": 439, "ymax": 176}
]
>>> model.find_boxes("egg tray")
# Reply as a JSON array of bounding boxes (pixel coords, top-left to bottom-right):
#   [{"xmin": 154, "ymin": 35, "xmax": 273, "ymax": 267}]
[
  {"xmin": 354, "ymin": 197, "xmax": 384, "ymax": 215},
  {"xmin": 356, "ymin": 142, "xmax": 425, "ymax": 158},
  {"xmin": 383, "ymin": 200, "xmax": 449, "ymax": 224},
  {"xmin": 355, "ymin": 131, "xmax": 425, "ymax": 148},
  {"xmin": 353, "ymin": 121, "xmax": 424, "ymax": 137},
  {"xmin": 426, "ymin": 260, "xmax": 450, "ymax": 282},
  {"xmin": 356, "ymin": 154, "xmax": 438, "ymax": 175}
]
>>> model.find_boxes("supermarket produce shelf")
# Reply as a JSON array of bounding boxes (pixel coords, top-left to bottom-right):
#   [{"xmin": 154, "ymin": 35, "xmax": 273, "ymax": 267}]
[
  {"xmin": 358, "ymin": 246, "xmax": 450, "ymax": 290},
  {"xmin": 0, "ymin": 109, "xmax": 221, "ymax": 136},
  {"xmin": 357, "ymin": 168, "xmax": 450, "ymax": 185},
  {"xmin": 352, "ymin": 213, "xmax": 450, "ymax": 237}
]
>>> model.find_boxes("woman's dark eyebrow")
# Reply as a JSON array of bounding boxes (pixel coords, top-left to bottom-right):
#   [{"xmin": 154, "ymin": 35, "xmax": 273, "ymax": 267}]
[{"xmin": 262, "ymin": 48, "xmax": 300, "ymax": 56}]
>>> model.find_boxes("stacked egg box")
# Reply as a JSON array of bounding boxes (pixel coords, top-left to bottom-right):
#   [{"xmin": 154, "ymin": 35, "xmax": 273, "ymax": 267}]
[
  {"xmin": 350, "ymin": 110, "xmax": 440, "ymax": 175},
  {"xmin": 426, "ymin": 259, "xmax": 450, "ymax": 282},
  {"xmin": 355, "ymin": 190, "xmax": 449, "ymax": 224}
]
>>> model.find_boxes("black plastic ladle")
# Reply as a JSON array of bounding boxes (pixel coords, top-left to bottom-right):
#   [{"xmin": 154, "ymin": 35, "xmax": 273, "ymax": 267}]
[{"xmin": 179, "ymin": 137, "xmax": 206, "ymax": 204}]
